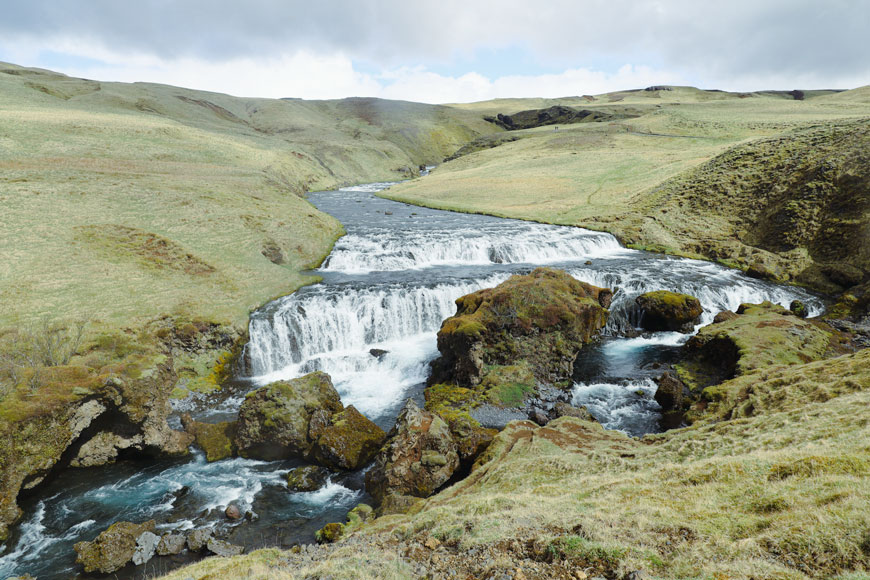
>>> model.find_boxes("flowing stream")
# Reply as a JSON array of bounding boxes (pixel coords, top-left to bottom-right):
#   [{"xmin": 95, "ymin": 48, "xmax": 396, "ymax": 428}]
[{"xmin": 0, "ymin": 182, "xmax": 823, "ymax": 579}]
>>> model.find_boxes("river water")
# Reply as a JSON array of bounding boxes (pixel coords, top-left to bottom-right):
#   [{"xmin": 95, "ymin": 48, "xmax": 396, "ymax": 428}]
[{"xmin": 0, "ymin": 182, "xmax": 823, "ymax": 579}]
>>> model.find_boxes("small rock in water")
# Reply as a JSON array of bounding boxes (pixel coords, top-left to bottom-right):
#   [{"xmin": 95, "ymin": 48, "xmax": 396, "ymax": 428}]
[
  {"xmin": 206, "ymin": 538, "xmax": 244, "ymax": 557},
  {"xmin": 790, "ymin": 299, "xmax": 809, "ymax": 318},
  {"xmin": 157, "ymin": 533, "xmax": 187, "ymax": 556},
  {"xmin": 132, "ymin": 531, "xmax": 159, "ymax": 565},
  {"xmin": 287, "ymin": 465, "xmax": 330, "ymax": 492},
  {"xmin": 225, "ymin": 502, "xmax": 243, "ymax": 520},
  {"xmin": 369, "ymin": 348, "xmax": 389, "ymax": 359}
]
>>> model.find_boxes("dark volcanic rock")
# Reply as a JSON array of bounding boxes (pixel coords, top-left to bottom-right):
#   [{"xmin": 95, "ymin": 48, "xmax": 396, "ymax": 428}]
[
  {"xmin": 286, "ymin": 465, "xmax": 330, "ymax": 492},
  {"xmin": 182, "ymin": 414, "xmax": 237, "ymax": 462},
  {"xmin": 636, "ymin": 291, "xmax": 703, "ymax": 333}
]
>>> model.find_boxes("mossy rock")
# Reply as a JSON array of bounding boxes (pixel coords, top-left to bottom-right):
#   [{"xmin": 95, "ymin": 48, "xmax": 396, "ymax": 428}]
[
  {"xmin": 308, "ymin": 405, "xmax": 386, "ymax": 470},
  {"xmin": 235, "ymin": 371, "xmax": 342, "ymax": 460},
  {"xmin": 315, "ymin": 522, "xmax": 344, "ymax": 544},
  {"xmin": 286, "ymin": 465, "xmax": 330, "ymax": 492},
  {"xmin": 181, "ymin": 414, "xmax": 237, "ymax": 462},
  {"xmin": 431, "ymin": 268, "xmax": 610, "ymax": 389},
  {"xmin": 636, "ymin": 290, "xmax": 703, "ymax": 333},
  {"xmin": 74, "ymin": 520, "xmax": 156, "ymax": 574}
]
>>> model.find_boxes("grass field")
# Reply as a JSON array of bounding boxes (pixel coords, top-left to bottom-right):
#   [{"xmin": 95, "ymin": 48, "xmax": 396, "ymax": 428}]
[
  {"xmin": 384, "ymin": 87, "xmax": 870, "ymax": 289},
  {"xmin": 0, "ymin": 62, "xmax": 493, "ymax": 332}
]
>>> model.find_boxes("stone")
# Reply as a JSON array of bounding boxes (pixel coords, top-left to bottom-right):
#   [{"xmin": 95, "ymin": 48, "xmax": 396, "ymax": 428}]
[
  {"xmin": 181, "ymin": 414, "xmax": 237, "ymax": 462},
  {"xmin": 369, "ymin": 348, "xmax": 389, "ymax": 359},
  {"xmin": 315, "ymin": 522, "xmax": 344, "ymax": 544},
  {"xmin": 365, "ymin": 399, "xmax": 459, "ymax": 503},
  {"xmin": 308, "ymin": 405, "xmax": 387, "ymax": 471},
  {"xmin": 156, "ymin": 533, "xmax": 187, "ymax": 556},
  {"xmin": 235, "ymin": 372, "xmax": 343, "ymax": 460},
  {"xmin": 224, "ymin": 502, "xmax": 243, "ymax": 520},
  {"xmin": 286, "ymin": 465, "xmax": 330, "ymax": 492},
  {"xmin": 132, "ymin": 531, "xmax": 159, "ymax": 566},
  {"xmin": 551, "ymin": 402, "xmax": 596, "ymax": 423},
  {"xmin": 206, "ymin": 538, "xmax": 244, "ymax": 557},
  {"xmin": 790, "ymin": 299, "xmax": 809, "ymax": 318},
  {"xmin": 636, "ymin": 291, "xmax": 703, "ymax": 333},
  {"xmin": 424, "ymin": 537, "xmax": 441, "ymax": 550},
  {"xmin": 713, "ymin": 310, "xmax": 739, "ymax": 324},
  {"xmin": 74, "ymin": 520, "xmax": 156, "ymax": 574},
  {"xmin": 186, "ymin": 528, "xmax": 214, "ymax": 552},
  {"xmin": 654, "ymin": 371, "xmax": 686, "ymax": 411},
  {"xmin": 746, "ymin": 262, "xmax": 778, "ymax": 281},
  {"xmin": 529, "ymin": 408, "xmax": 549, "ymax": 426}
]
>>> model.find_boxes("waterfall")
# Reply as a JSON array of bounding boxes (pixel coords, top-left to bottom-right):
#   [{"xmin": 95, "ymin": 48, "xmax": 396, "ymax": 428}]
[{"xmin": 321, "ymin": 224, "xmax": 627, "ymax": 274}]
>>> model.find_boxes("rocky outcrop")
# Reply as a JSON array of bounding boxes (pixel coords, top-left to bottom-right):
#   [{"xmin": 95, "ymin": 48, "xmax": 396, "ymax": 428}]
[
  {"xmin": 74, "ymin": 520, "xmax": 156, "ymax": 574},
  {"xmin": 309, "ymin": 406, "xmax": 386, "ymax": 470},
  {"xmin": 156, "ymin": 533, "xmax": 186, "ymax": 556},
  {"xmin": 365, "ymin": 399, "xmax": 459, "ymax": 508},
  {"xmin": 431, "ymin": 268, "xmax": 610, "ymax": 389},
  {"xmin": 484, "ymin": 106, "xmax": 638, "ymax": 130},
  {"xmin": 235, "ymin": 372, "xmax": 343, "ymax": 460},
  {"xmin": 235, "ymin": 372, "xmax": 384, "ymax": 471},
  {"xmin": 0, "ymin": 358, "xmax": 193, "ymax": 543},
  {"xmin": 181, "ymin": 414, "xmax": 237, "ymax": 462},
  {"xmin": 676, "ymin": 302, "xmax": 834, "ymax": 423},
  {"xmin": 287, "ymin": 465, "xmax": 330, "ymax": 492},
  {"xmin": 635, "ymin": 291, "xmax": 703, "ymax": 333}
]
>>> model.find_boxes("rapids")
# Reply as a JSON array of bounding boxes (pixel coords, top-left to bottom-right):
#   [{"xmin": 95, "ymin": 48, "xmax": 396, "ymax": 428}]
[{"xmin": 0, "ymin": 182, "xmax": 823, "ymax": 579}]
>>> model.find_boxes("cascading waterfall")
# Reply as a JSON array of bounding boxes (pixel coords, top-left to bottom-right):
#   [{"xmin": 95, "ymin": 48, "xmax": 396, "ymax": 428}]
[{"xmin": 1, "ymin": 182, "xmax": 826, "ymax": 580}]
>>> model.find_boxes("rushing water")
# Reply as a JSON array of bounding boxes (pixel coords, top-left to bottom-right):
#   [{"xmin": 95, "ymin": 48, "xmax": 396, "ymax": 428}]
[{"xmin": 0, "ymin": 182, "xmax": 823, "ymax": 579}]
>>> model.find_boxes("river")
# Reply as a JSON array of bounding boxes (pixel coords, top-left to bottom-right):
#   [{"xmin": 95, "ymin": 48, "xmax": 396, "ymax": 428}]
[{"xmin": 0, "ymin": 182, "xmax": 823, "ymax": 579}]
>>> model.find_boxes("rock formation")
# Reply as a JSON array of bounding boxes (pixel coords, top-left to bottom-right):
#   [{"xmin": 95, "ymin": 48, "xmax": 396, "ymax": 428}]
[{"xmin": 635, "ymin": 291, "xmax": 703, "ymax": 333}]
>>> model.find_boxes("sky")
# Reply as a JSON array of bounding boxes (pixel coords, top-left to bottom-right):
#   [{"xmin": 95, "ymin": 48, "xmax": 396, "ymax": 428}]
[{"xmin": 0, "ymin": 0, "xmax": 868, "ymax": 103}]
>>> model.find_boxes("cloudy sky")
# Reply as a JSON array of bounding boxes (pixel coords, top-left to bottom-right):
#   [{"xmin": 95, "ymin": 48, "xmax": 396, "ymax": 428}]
[{"xmin": 1, "ymin": 0, "xmax": 868, "ymax": 102}]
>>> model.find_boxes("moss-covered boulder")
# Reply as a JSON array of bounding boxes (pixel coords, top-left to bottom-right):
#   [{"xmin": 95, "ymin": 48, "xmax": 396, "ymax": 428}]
[
  {"xmin": 315, "ymin": 522, "xmax": 344, "ymax": 544},
  {"xmin": 636, "ymin": 291, "xmax": 703, "ymax": 333},
  {"xmin": 286, "ymin": 465, "xmax": 330, "ymax": 492},
  {"xmin": 74, "ymin": 520, "xmax": 156, "ymax": 574},
  {"xmin": 181, "ymin": 414, "xmax": 237, "ymax": 462},
  {"xmin": 235, "ymin": 372, "xmax": 343, "ymax": 460},
  {"xmin": 309, "ymin": 405, "xmax": 386, "ymax": 470},
  {"xmin": 430, "ymin": 268, "xmax": 610, "ymax": 389},
  {"xmin": 365, "ymin": 399, "xmax": 459, "ymax": 505}
]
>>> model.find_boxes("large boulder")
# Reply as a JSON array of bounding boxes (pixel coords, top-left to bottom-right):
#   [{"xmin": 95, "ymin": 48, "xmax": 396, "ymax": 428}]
[
  {"xmin": 286, "ymin": 465, "xmax": 330, "ymax": 492},
  {"xmin": 74, "ymin": 520, "xmax": 156, "ymax": 574},
  {"xmin": 309, "ymin": 405, "xmax": 386, "ymax": 470},
  {"xmin": 431, "ymin": 268, "xmax": 610, "ymax": 388},
  {"xmin": 181, "ymin": 414, "xmax": 237, "ymax": 462},
  {"xmin": 235, "ymin": 372, "xmax": 343, "ymax": 460},
  {"xmin": 636, "ymin": 291, "xmax": 703, "ymax": 333},
  {"xmin": 365, "ymin": 399, "xmax": 459, "ymax": 505}
]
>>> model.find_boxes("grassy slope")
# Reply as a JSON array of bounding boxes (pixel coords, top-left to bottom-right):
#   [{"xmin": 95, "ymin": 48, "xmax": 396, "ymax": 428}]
[
  {"xmin": 0, "ymin": 62, "xmax": 493, "ymax": 331},
  {"xmin": 384, "ymin": 86, "xmax": 870, "ymax": 290}
]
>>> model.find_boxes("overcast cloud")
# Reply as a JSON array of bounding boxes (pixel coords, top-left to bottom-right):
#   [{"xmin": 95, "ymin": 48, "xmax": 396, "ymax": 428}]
[{"xmin": 0, "ymin": 0, "xmax": 867, "ymax": 102}]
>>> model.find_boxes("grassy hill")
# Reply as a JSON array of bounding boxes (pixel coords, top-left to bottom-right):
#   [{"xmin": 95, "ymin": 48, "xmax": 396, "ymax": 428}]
[
  {"xmin": 384, "ymin": 85, "xmax": 870, "ymax": 293},
  {"xmin": 0, "ymin": 62, "xmax": 493, "ymax": 332}
]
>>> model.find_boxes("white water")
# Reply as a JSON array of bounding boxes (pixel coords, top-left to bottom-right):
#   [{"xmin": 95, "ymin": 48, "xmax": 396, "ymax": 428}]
[{"xmin": 2, "ymin": 182, "xmax": 827, "ymax": 579}]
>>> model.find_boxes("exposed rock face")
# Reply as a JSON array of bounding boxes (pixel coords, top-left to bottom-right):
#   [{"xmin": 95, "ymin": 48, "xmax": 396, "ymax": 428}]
[
  {"xmin": 636, "ymin": 291, "xmax": 703, "ymax": 333},
  {"xmin": 181, "ymin": 414, "xmax": 237, "ymax": 462},
  {"xmin": 235, "ymin": 372, "xmax": 343, "ymax": 460},
  {"xmin": 0, "ymin": 359, "xmax": 193, "ymax": 543},
  {"xmin": 365, "ymin": 399, "xmax": 459, "ymax": 506},
  {"xmin": 551, "ymin": 402, "xmax": 597, "ymax": 423},
  {"xmin": 484, "ymin": 106, "xmax": 638, "ymax": 131},
  {"xmin": 132, "ymin": 531, "xmax": 159, "ymax": 565},
  {"xmin": 286, "ymin": 465, "xmax": 330, "ymax": 492},
  {"xmin": 74, "ymin": 520, "xmax": 156, "ymax": 574},
  {"xmin": 713, "ymin": 310, "xmax": 739, "ymax": 324},
  {"xmin": 431, "ymin": 268, "xmax": 610, "ymax": 388},
  {"xmin": 309, "ymin": 406, "xmax": 386, "ymax": 470}
]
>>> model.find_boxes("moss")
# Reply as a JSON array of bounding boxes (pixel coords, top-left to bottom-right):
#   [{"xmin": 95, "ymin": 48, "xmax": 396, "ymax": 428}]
[
  {"xmin": 479, "ymin": 363, "xmax": 537, "ymax": 408},
  {"xmin": 315, "ymin": 522, "xmax": 344, "ymax": 544}
]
